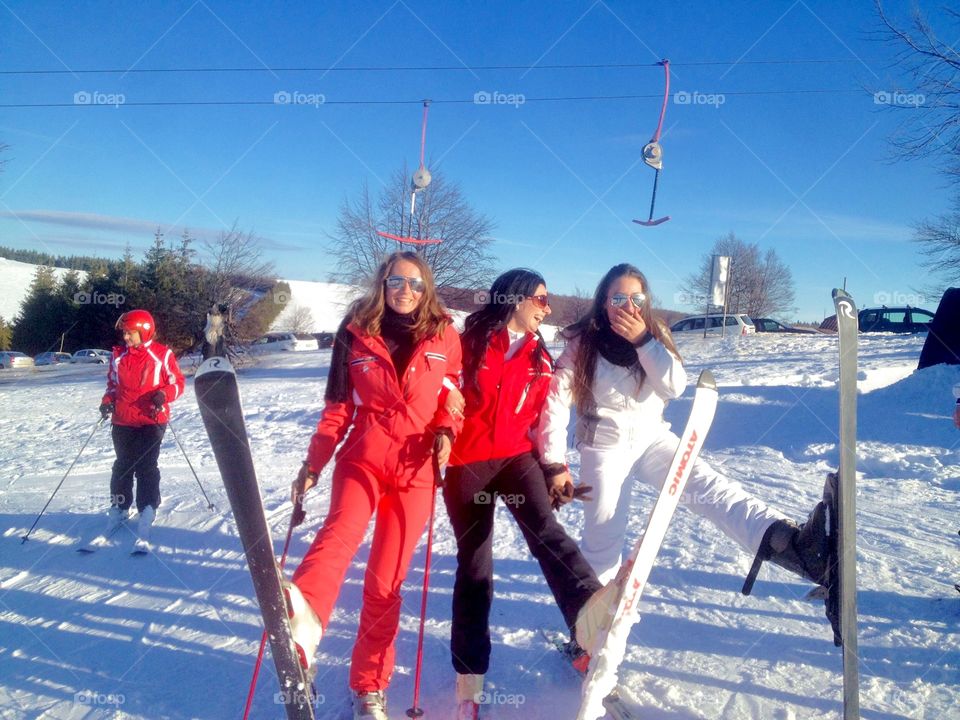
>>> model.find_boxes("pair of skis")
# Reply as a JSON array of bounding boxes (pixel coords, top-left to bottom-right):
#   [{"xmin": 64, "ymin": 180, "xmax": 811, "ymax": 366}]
[
  {"xmin": 76, "ymin": 516, "xmax": 153, "ymax": 555},
  {"xmin": 574, "ymin": 289, "xmax": 860, "ymax": 720}
]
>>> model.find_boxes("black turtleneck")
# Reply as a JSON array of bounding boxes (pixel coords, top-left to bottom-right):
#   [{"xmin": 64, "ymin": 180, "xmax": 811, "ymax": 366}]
[{"xmin": 380, "ymin": 307, "xmax": 418, "ymax": 378}]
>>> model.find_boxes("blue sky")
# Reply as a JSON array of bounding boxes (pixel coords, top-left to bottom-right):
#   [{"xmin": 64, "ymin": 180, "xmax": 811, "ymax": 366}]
[{"xmin": 0, "ymin": 1, "xmax": 953, "ymax": 321}]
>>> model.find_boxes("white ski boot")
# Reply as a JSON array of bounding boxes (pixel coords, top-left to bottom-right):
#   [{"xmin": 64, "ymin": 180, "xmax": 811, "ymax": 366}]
[
  {"xmin": 353, "ymin": 690, "xmax": 387, "ymax": 720},
  {"xmin": 283, "ymin": 580, "xmax": 322, "ymax": 673},
  {"xmin": 132, "ymin": 506, "xmax": 156, "ymax": 554},
  {"xmin": 455, "ymin": 673, "xmax": 483, "ymax": 719}
]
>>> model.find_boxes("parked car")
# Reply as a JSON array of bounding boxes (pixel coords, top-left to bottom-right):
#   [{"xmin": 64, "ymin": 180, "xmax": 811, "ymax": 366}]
[
  {"xmin": 71, "ymin": 349, "xmax": 112, "ymax": 364},
  {"xmin": 752, "ymin": 318, "xmax": 817, "ymax": 334},
  {"xmin": 313, "ymin": 332, "xmax": 335, "ymax": 349},
  {"xmin": 0, "ymin": 351, "xmax": 35, "ymax": 369},
  {"xmin": 248, "ymin": 332, "xmax": 319, "ymax": 354},
  {"xmin": 670, "ymin": 313, "xmax": 756, "ymax": 334},
  {"xmin": 857, "ymin": 306, "xmax": 934, "ymax": 334},
  {"xmin": 34, "ymin": 351, "xmax": 74, "ymax": 366}
]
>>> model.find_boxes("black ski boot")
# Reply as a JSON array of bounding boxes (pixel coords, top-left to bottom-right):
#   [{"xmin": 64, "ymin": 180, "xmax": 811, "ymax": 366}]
[
  {"xmin": 742, "ymin": 473, "xmax": 841, "ymax": 643},
  {"xmin": 742, "ymin": 472, "xmax": 838, "ymax": 593}
]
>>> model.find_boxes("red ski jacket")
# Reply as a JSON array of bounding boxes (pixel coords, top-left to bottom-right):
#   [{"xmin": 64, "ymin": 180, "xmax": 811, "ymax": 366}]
[
  {"xmin": 102, "ymin": 340, "xmax": 185, "ymax": 427},
  {"xmin": 306, "ymin": 322, "xmax": 463, "ymax": 489},
  {"xmin": 450, "ymin": 329, "xmax": 554, "ymax": 466}
]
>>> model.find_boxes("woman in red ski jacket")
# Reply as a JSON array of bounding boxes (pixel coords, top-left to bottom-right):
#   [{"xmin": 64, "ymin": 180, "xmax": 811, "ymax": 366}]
[
  {"xmin": 443, "ymin": 268, "xmax": 606, "ymax": 718},
  {"xmin": 100, "ymin": 309, "xmax": 184, "ymax": 536},
  {"xmin": 286, "ymin": 251, "xmax": 462, "ymax": 720}
]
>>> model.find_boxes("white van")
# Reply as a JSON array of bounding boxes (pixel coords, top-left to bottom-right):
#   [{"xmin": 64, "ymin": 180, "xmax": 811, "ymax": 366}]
[
  {"xmin": 249, "ymin": 332, "xmax": 319, "ymax": 353},
  {"xmin": 669, "ymin": 314, "xmax": 755, "ymax": 335}
]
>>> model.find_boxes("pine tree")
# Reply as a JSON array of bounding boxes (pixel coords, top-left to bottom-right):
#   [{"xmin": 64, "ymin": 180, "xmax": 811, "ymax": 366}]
[{"xmin": 12, "ymin": 266, "xmax": 61, "ymax": 354}]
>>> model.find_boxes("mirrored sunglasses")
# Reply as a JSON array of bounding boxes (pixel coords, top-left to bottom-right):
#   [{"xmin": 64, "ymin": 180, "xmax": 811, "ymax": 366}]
[
  {"xmin": 610, "ymin": 292, "xmax": 646, "ymax": 309},
  {"xmin": 385, "ymin": 275, "xmax": 425, "ymax": 293}
]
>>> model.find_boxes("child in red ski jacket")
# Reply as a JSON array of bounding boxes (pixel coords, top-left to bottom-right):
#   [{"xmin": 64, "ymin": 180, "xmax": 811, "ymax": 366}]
[{"xmin": 100, "ymin": 309, "xmax": 184, "ymax": 538}]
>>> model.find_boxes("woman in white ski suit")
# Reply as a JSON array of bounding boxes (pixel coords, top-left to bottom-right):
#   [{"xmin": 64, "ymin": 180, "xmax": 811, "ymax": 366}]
[{"xmin": 538, "ymin": 263, "xmax": 829, "ymax": 589}]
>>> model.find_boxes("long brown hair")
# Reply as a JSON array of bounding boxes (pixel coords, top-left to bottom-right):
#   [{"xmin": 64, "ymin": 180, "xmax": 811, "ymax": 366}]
[
  {"xmin": 461, "ymin": 268, "xmax": 552, "ymax": 391},
  {"xmin": 349, "ymin": 251, "xmax": 451, "ymax": 341},
  {"xmin": 563, "ymin": 263, "xmax": 681, "ymax": 413}
]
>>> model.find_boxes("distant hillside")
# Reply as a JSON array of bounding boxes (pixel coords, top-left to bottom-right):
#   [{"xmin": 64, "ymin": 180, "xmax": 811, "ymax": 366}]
[
  {"xmin": 0, "ymin": 257, "xmax": 87, "ymax": 322},
  {"xmin": 0, "ymin": 246, "xmax": 108, "ymax": 272}
]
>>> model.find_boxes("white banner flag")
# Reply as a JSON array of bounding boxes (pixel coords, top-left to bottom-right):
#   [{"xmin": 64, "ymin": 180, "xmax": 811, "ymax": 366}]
[{"xmin": 710, "ymin": 256, "xmax": 730, "ymax": 307}]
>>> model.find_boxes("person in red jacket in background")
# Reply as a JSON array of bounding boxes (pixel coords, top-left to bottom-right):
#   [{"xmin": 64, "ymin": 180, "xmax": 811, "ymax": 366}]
[
  {"xmin": 443, "ymin": 268, "xmax": 607, "ymax": 719},
  {"xmin": 100, "ymin": 309, "xmax": 185, "ymax": 540},
  {"xmin": 285, "ymin": 251, "xmax": 462, "ymax": 720}
]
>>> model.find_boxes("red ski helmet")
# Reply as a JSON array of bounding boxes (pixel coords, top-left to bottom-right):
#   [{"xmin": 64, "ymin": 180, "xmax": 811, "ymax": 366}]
[{"xmin": 115, "ymin": 309, "xmax": 156, "ymax": 342}]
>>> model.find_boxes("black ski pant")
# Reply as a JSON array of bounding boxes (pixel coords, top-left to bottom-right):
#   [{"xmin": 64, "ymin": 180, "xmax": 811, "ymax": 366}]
[
  {"xmin": 442, "ymin": 451, "xmax": 601, "ymax": 675},
  {"xmin": 110, "ymin": 423, "xmax": 166, "ymax": 513}
]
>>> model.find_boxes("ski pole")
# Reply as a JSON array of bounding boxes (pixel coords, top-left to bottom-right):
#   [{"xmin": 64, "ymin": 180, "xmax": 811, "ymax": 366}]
[
  {"xmin": 407, "ymin": 441, "xmax": 444, "ymax": 719},
  {"xmin": 242, "ymin": 472, "xmax": 308, "ymax": 720},
  {"xmin": 21, "ymin": 416, "xmax": 105, "ymax": 544},
  {"xmin": 167, "ymin": 420, "xmax": 215, "ymax": 511}
]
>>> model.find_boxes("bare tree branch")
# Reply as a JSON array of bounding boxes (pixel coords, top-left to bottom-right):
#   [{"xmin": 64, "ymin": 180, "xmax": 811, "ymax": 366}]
[
  {"xmin": 681, "ymin": 232, "xmax": 796, "ymax": 318},
  {"xmin": 326, "ymin": 166, "xmax": 496, "ymax": 289}
]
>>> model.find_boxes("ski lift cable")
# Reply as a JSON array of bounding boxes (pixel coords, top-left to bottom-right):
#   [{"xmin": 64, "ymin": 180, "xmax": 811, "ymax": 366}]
[{"xmin": 0, "ymin": 58, "xmax": 883, "ymax": 76}]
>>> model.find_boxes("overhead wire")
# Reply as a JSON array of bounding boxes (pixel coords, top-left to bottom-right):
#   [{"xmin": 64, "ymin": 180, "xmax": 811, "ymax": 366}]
[{"xmin": 0, "ymin": 57, "xmax": 880, "ymax": 76}]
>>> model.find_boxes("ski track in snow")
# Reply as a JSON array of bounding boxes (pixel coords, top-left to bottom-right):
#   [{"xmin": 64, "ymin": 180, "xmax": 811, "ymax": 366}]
[{"xmin": 0, "ymin": 330, "xmax": 958, "ymax": 719}]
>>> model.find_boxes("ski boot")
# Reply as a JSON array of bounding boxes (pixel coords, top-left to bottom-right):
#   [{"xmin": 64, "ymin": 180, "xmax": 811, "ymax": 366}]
[
  {"xmin": 560, "ymin": 637, "xmax": 591, "ymax": 675},
  {"xmin": 106, "ymin": 506, "xmax": 129, "ymax": 533},
  {"xmin": 353, "ymin": 690, "xmax": 387, "ymax": 720},
  {"xmin": 282, "ymin": 581, "xmax": 323, "ymax": 674},
  {"xmin": 455, "ymin": 673, "xmax": 483, "ymax": 719},
  {"xmin": 742, "ymin": 473, "xmax": 841, "ymax": 642},
  {"xmin": 574, "ymin": 579, "xmax": 621, "ymax": 658}
]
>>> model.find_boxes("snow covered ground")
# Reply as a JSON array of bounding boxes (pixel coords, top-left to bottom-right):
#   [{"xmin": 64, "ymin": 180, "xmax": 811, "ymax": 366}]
[{"xmin": 1, "ymin": 326, "xmax": 958, "ymax": 719}]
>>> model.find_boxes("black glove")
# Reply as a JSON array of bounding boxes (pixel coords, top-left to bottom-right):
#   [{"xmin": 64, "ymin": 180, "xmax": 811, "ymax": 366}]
[
  {"xmin": 549, "ymin": 481, "xmax": 594, "ymax": 511},
  {"xmin": 151, "ymin": 390, "xmax": 166, "ymax": 409},
  {"xmin": 99, "ymin": 402, "xmax": 114, "ymax": 420}
]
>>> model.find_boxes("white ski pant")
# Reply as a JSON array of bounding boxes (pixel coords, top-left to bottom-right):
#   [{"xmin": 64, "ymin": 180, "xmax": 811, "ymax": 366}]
[{"xmin": 578, "ymin": 431, "xmax": 787, "ymax": 584}]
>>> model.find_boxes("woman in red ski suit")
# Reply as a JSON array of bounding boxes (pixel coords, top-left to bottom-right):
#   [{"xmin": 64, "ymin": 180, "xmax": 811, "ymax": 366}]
[
  {"xmin": 443, "ymin": 268, "xmax": 605, "ymax": 716},
  {"xmin": 287, "ymin": 252, "xmax": 462, "ymax": 718},
  {"xmin": 100, "ymin": 309, "xmax": 184, "ymax": 530}
]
